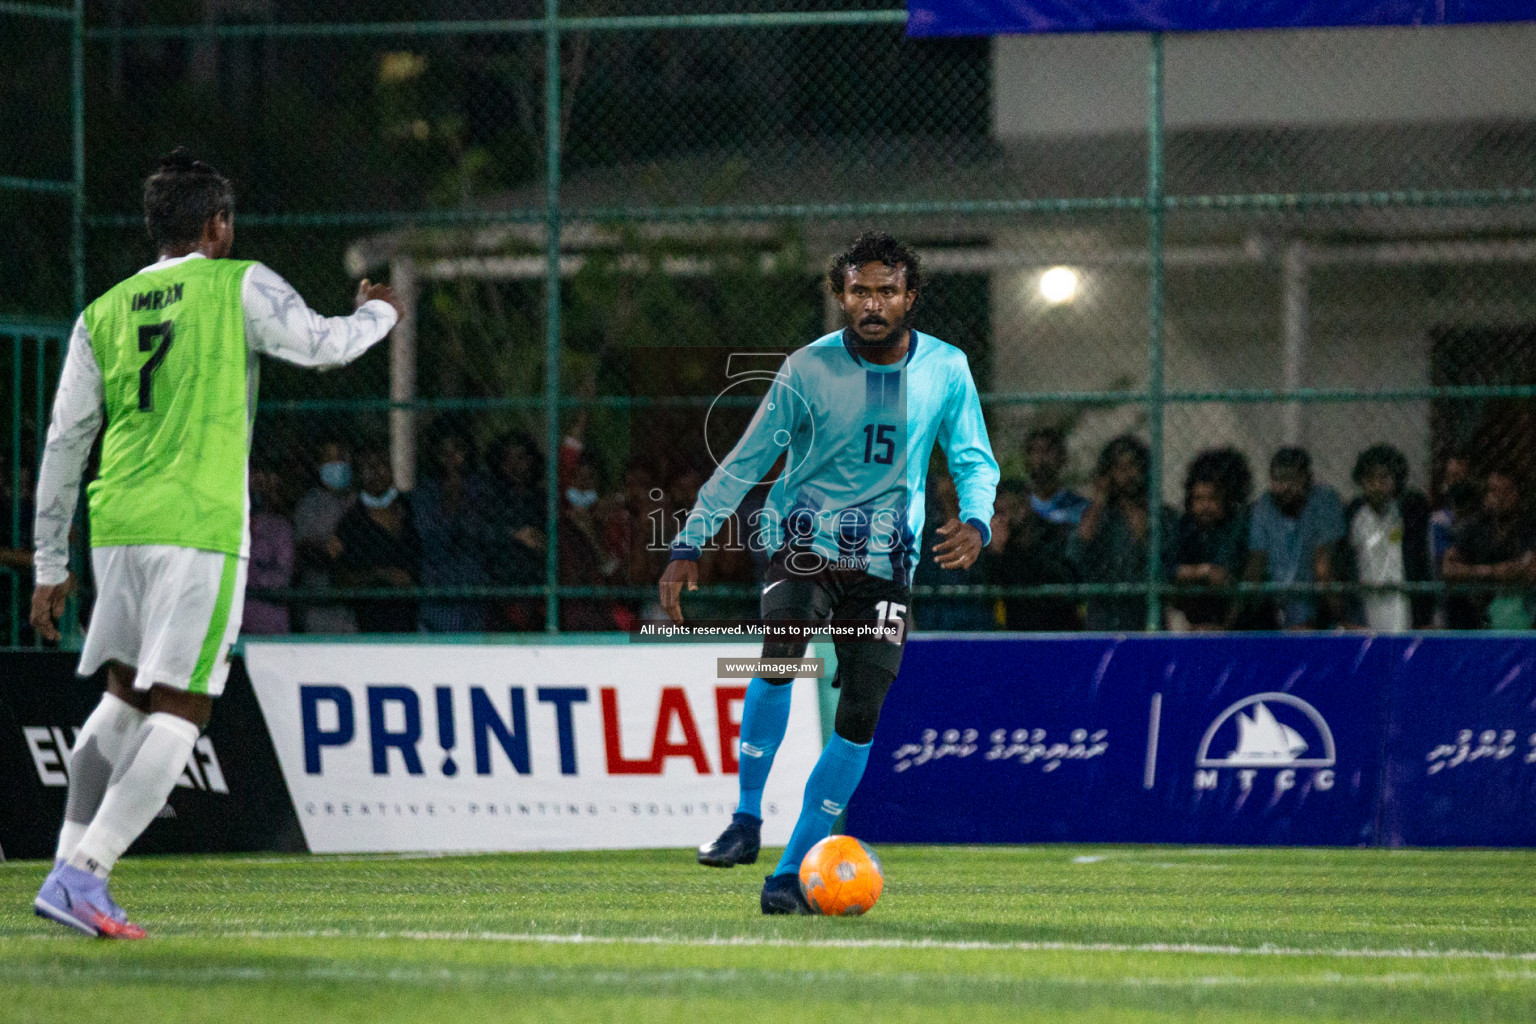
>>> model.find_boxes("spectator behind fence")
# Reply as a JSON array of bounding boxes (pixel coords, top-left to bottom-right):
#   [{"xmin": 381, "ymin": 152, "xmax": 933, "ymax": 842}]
[
  {"xmin": 1244, "ymin": 446, "xmax": 1346, "ymax": 629},
  {"xmin": 1430, "ymin": 449, "xmax": 1474, "ymax": 571},
  {"xmin": 987, "ymin": 478, "xmax": 1079, "ymax": 631},
  {"xmin": 558, "ymin": 455, "xmax": 628, "ymax": 631},
  {"xmin": 1441, "ymin": 469, "xmax": 1536, "ymax": 629},
  {"xmin": 1171, "ymin": 447, "xmax": 1252, "ymax": 630},
  {"xmin": 914, "ymin": 470, "xmax": 993, "ymax": 630},
  {"xmin": 1340, "ymin": 444, "xmax": 1432, "ymax": 631},
  {"xmin": 413, "ymin": 430, "xmax": 496, "ymax": 632},
  {"xmin": 625, "ymin": 464, "xmax": 676, "ymax": 621},
  {"xmin": 334, "ymin": 446, "xmax": 420, "ymax": 633},
  {"xmin": 603, "ymin": 464, "xmax": 643, "ymax": 592},
  {"xmin": 293, "ymin": 439, "xmax": 358, "ymax": 633},
  {"xmin": 486, "ymin": 430, "xmax": 547, "ymax": 631},
  {"xmin": 1, "ymin": 462, "xmax": 35, "ymax": 644},
  {"xmin": 1432, "ymin": 479, "xmax": 1482, "ymax": 627},
  {"xmin": 1071, "ymin": 434, "xmax": 1177, "ymax": 631},
  {"xmin": 1025, "ymin": 426, "xmax": 1091, "ymax": 527},
  {"xmin": 616, "ymin": 465, "xmax": 656, "ymax": 580},
  {"xmin": 667, "ymin": 465, "xmax": 744, "ymax": 622},
  {"xmin": 244, "ymin": 466, "xmax": 294, "ymax": 635}
]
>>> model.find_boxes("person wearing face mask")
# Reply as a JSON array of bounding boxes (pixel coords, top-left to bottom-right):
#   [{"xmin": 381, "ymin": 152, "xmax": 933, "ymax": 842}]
[
  {"xmin": 293, "ymin": 439, "xmax": 359, "ymax": 633},
  {"xmin": 333, "ymin": 445, "xmax": 420, "ymax": 633},
  {"xmin": 557, "ymin": 458, "xmax": 624, "ymax": 631}
]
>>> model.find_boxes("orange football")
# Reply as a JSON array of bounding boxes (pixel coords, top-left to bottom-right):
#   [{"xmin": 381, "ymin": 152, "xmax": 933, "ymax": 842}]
[{"xmin": 798, "ymin": 835, "xmax": 885, "ymax": 916}]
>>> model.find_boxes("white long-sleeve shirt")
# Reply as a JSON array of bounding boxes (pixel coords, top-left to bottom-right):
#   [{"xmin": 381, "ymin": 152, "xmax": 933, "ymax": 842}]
[{"xmin": 33, "ymin": 254, "xmax": 398, "ymax": 585}]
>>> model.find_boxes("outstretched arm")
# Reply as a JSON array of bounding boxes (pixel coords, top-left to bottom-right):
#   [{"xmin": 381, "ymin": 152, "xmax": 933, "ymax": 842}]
[
  {"xmin": 31, "ymin": 317, "xmax": 103, "ymax": 639},
  {"xmin": 242, "ymin": 263, "xmax": 402, "ymax": 369}
]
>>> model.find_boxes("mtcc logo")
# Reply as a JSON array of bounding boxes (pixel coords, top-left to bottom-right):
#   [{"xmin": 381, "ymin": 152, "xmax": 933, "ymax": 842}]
[{"xmin": 1193, "ymin": 692, "xmax": 1337, "ymax": 796}]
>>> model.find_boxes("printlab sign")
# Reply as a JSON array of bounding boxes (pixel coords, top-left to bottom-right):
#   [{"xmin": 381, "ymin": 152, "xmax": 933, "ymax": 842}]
[{"xmin": 243, "ymin": 642, "xmax": 821, "ymax": 853}]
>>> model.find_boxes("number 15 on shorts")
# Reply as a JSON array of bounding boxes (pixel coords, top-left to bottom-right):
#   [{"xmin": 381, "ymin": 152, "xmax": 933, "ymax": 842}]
[{"xmin": 874, "ymin": 600, "xmax": 907, "ymax": 644}]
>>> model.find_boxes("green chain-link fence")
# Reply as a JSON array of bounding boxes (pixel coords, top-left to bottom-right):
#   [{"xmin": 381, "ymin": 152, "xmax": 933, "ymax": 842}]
[{"xmin": 6, "ymin": 2, "xmax": 1536, "ymax": 643}]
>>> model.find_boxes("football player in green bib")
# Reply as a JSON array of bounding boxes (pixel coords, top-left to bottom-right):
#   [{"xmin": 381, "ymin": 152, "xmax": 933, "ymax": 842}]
[{"xmin": 30, "ymin": 149, "xmax": 403, "ymax": 938}]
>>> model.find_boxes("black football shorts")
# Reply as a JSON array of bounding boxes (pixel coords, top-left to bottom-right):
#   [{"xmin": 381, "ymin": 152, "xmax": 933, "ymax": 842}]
[{"xmin": 757, "ymin": 546, "xmax": 912, "ymax": 683}]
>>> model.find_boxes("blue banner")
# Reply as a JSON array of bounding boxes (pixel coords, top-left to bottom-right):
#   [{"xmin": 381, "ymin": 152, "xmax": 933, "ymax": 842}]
[
  {"xmin": 1382, "ymin": 637, "xmax": 1536, "ymax": 846},
  {"xmin": 847, "ymin": 634, "xmax": 1536, "ymax": 847},
  {"xmin": 907, "ymin": 1, "xmax": 1536, "ymax": 37}
]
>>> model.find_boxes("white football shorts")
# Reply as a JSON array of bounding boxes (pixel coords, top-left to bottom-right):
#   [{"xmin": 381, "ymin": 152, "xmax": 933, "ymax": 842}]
[{"xmin": 79, "ymin": 545, "xmax": 248, "ymax": 697}]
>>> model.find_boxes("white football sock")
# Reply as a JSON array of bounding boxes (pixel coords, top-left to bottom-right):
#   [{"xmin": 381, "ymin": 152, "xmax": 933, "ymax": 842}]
[
  {"xmin": 69, "ymin": 712, "xmax": 200, "ymax": 878},
  {"xmin": 55, "ymin": 692, "xmax": 148, "ymax": 863}
]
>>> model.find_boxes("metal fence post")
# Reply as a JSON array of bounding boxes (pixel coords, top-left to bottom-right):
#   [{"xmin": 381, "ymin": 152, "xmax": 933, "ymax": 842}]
[
  {"xmin": 543, "ymin": 0, "xmax": 563, "ymax": 633},
  {"xmin": 10, "ymin": 333, "xmax": 20, "ymax": 645},
  {"xmin": 71, "ymin": 0, "xmax": 85, "ymax": 315},
  {"xmin": 1144, "ymin": 31, "xmax": 1166, "ymax": 632},
  {"xmin": 67, "ymin": 0, "xmax": 87, "ymax": 642},
  {"xmin": 389, "ymin": 256, "xmax": 419, "ymax": 493}
]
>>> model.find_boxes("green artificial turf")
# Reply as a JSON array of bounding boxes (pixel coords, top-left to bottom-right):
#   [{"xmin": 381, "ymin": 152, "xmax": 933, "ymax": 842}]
[{"xmin": 3, "ymin": 845, "xmax": 1534, "ymax": 1022}]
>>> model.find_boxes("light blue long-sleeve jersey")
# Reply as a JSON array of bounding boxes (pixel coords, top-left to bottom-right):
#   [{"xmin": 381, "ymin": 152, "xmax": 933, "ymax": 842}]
[{"xmin": 670, "ymin": 329, "xmax": 999, "ymax": 584}]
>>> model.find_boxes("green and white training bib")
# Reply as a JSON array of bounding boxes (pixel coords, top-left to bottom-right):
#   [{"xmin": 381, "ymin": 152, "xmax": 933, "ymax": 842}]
[{"xmin": 81, "ymin": 257, "xmax": 257, "ymax": 555}]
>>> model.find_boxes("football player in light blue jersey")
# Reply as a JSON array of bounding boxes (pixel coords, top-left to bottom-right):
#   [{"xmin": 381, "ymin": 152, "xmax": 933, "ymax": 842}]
[{"xmin": 659, "ymin": 231, "xmax": 999, "ymax": 914}]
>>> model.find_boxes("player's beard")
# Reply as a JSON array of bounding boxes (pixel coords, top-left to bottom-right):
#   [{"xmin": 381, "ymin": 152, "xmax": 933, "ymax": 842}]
[{"xmin": 850, "ymin": 309, "xmax": 913, "ymax": 348}]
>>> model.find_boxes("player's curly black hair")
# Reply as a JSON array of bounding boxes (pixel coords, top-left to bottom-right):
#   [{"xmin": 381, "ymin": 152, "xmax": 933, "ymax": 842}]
[
  {"xmin": 1183, "ymin": 446, "xmax": 1253, "ymax": 515},
  {"xmin": 143, "ymin": 147, "xmax": 234, "ymax": 249},
  {"xmin": 1352, "ymin": 443, "xmax": 1409, "ymax": 494},
  {"xmin": 826, "ymin": 231, "xmax": 922, "ymax": 295}
]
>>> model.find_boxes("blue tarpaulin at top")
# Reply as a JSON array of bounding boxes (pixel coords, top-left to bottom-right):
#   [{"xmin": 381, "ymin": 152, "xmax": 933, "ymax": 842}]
[{"xmin": 907, "ymin": 1, "xmax": 1536, "ymax": 36}]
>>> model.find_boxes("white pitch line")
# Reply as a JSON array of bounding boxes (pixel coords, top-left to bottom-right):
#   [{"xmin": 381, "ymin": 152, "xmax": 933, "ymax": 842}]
[
  {"xmin": 16, "ymin": 928, "xmax": 1536, "ymax": 962},
  {"xmin": 5, "ymin": 959, "xmax": 1534, "ymax": 991},
  {"xmin": 213, "ymin": 852, "xmax": 451, "ymax": 866},
  {"xmin": 0, "ymin": 852, "xmax": 455, "ymax": 871}
]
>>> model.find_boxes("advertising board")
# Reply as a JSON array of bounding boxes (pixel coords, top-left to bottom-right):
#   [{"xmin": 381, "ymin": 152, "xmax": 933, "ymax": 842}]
[
  {"xmin": 847, "ymin": 635, "xmax": 1390, "ymax": 845},
  {"xmin": 0, "ymin": 652, "xmax": 301, "ymax": 860},
  {"xmin": 243, "ymin": 641, "xmax": 822, "ymax": 853}
]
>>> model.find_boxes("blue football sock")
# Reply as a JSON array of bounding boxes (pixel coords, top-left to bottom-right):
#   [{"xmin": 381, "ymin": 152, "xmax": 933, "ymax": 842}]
[
  {"xmin": 773, "ymin": 733, "xmax": 872, "ymax": 876},
  {"xmin": 736, "ymin": 677, "xmax": 794, "ymax": 819}
]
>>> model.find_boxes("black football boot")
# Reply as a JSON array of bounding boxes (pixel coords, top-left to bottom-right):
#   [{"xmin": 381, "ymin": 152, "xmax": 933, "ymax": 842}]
[{"xmin": 697, "ymin": 812, "xmax": 762, "ymax": 867}]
